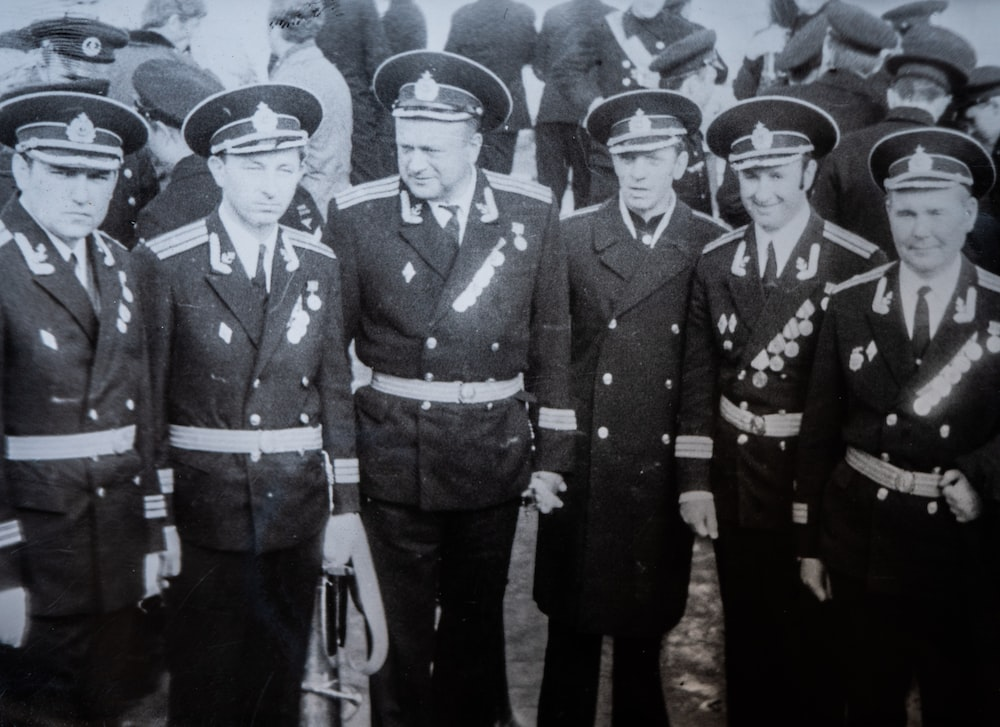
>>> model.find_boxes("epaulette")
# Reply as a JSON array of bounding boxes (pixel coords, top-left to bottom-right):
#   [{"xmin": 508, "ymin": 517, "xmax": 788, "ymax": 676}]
[
  {"xmin": 829, "ymin": 262, "xmax": 894, "ymax": 295},
  {"xmin": 333, "ymin": 176, "xmax": 400, "ymax": 210},
  {"xmin": 95, "ymin": 229, "xmax": 128, "ymax": 253},
  {"xmin": 822, "ymin": 221, "xmax": 881, "ymax": 259},
  {"xmin": 282, "ymin": 226, "xmax": 336, "ymax": 260},
  {"xmin": 483, "ymin": 170, "xmax": 553, "ymax": 204},
  {"xmin": 690, "ymin": 209, "xmax": 733, "ymax": 233},
  {"xmin": 144, "ymin": 219, "xmax": 208, "ymax": 260},
  {"xmin": 560, "ymin": 203, "xmax": 601, "ymax": 221},
  {"xmin": 976, "ymin": 266, "xmax": 1000, "ymax": 294},
  {"xmin": 702, "ymin": 226, "xmax": 746, "ymax": 255}
]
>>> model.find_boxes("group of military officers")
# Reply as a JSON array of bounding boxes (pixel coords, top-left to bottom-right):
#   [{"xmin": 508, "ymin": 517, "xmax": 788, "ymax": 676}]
[{"xmin": 0, "ymin": 4, "xmax": 999, "ymax": 727}]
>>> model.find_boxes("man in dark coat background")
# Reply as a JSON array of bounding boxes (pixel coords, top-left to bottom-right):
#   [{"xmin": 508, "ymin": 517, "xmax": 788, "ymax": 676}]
[{"xmin": 533, "ymin": 89, "xmax": 728, "ymax": 727}]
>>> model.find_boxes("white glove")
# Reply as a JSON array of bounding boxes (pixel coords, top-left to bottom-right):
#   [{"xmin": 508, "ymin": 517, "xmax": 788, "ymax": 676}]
[
  {"xmin": 323, "ymin": 512, "xmax": 363, "ymax": 572},
  {"xmin": 0, "ymin": 587, "xmax": 28, "ymax": 647},
  {"xmin": 160, "ymin": 524, "xmax": 182, "ymax": 579},
  {"xmin": 143, "ymin": 552, "xmax": 162, "ymax": 599},
  {"xmin": 522, "ymin": 471, "xmax": 567, "ymax": 514}
]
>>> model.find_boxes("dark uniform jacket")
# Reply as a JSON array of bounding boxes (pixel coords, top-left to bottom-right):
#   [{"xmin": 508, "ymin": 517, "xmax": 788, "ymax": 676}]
[
  {"xmin": 135, "ymin": 154, "xmax": 322, "ymax": 243},
  {"xmin": 444, "ymin": 0, "xmax": 537, "ymax": 135},
  {"xmin": 773, "ymin": 69, "xmax": 887, "ymax": 135},
  {"xmin": 676, "ymin": 211, "xmax": 886, "ymax": 530},
  {"xmin": 795, "ymin": 259, "xmax": 1000, "ymax": 593},
  {"xmin": 810, "ymin": 106, "xmax": 935, "ymax": 255},
  {"xmin": 534, "ymin": 196, "xmax": 727, "ymax": 636},
  {"xmin": 134, "ymin": 213, "xmax": 359, "ymax": 553},
  {"xmin": 381, "ymin": 0, "xmax": 427, "ymax": 54},
  {"xmin": 534, "ymin": 0, "xmax": 615, "ymax": 126},
  {"xmin": 0, "ymin": 199, "xmax": 165, "ymax": 616},
  {"xmin": 328, "ymin": 170, "xmax": 575, "ymax": 511}
]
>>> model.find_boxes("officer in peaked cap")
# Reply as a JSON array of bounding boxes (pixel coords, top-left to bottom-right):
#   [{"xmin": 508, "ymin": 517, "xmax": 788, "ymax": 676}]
[
  {"xmin": 132, "ymin": 61, "xmax": 322, "ymax": 241},
  {"xmin": 773, "ymin": 2, "xmax": 898, "ymax": 136},
  {"xmin": 134, "ymin": 82, "xmax": 363, "ymax": 726},
  {"xmin": 22, "ymin": 15, "xmax": 129, "ymax": 66},
  {"xmin": 959, "ymin": 66, "xmax": 1000, "ymax": 161},
  {"xmin": 882, "ymin": 0, "xmax": 949, "ymax": 35},
  {"xmin": 774, "ymin": 13, "xmax": 828, "ymax": 85},
  {"xmin": 329, "ymin": 49, "xmax": 575, "ymax": 727},
  {"xmin": 811, "ymin": 21, "xmax": 976, "ymax": 255},
  {"xmin": 651, "ymin": 28, "xmax": 728, "ymax": 217},
  {"xmin": 0, "ymin": 90, "xmax": 177, "ymax": 723},
  {"xmin": 796, "ymin": 126, "xmax": 1000, "ymax": 727},
  {"xmin": 679, "ymin": 95, "xmax": 886, "ymax": 727},
  {"xmin": 535, "ymin": 89, "xmax": 728, "ymax": 727}
]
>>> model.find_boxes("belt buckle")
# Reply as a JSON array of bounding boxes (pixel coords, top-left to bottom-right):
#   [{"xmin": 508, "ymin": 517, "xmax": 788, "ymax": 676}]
[
  {"xmin": 893, "ymin": 470, "xmax": 916, "ymax": 495},
  {"xmin": 112, "ymin": 428, "xmax": 131, "ymax": 455},
  {"xmin": 750, "ymin": 415, "xmax": 767, "ymax": 436},
  {"xmin": 257, "ymin": 430, "xmax": 278, "ymax": 454},
  {"xmin": 458, "ymin": 383, "xmax": 477, "ymax": 403}
]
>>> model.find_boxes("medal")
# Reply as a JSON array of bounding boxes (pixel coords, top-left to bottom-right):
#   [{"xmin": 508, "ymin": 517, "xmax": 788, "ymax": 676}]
[
  {"xmin": 752, "ymin": 371, "xmax": 768, "ymax": 388},
  {"xmin": 769, "ymin": 355, "xmax": 784, "ymax": 372},
  {"xmin": 849, "ymin": 348, "xmax": 864, "ymax": 372},
  {"xmin": 913, "ymin": 397, "xmax": 931, "ymax": 416},
  {"xmin": 798, "ymin": 319, "xmax": 814, "ymax": 337},
  {"xmin": 988, "ymin": 336, "xmax": 1000, "ymax": 354},
  {"xmin": 767, "ymin": 335, "xmax": 785, "ymax": 355},
  {"xmin": 512, "ymin": 222, "xmax": 528, "ymax": 251},
  {"xmin": 723, "ymin": 340, "xmax": 733, "ymax": 351},
  {"xmin": 966, "ymin": 340, "xmax": 984, "ymax": 361},
  {"xmin": 784, "ymin": 340, "xmax": 799, "ymax": 358}
]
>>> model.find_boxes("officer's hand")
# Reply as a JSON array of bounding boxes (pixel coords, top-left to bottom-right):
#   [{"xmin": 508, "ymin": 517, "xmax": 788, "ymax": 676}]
[
  {"xmin": 940, "ymin": 470, "xmax": 983, "ymax": 523},
  {"xmin": 745, "ymin": 25, "xmax": 790, "ymax": 60},
  {"xmin": 160, "ymin": 525, "xmax": 181, "ymax": 579},
  {"xmin": 680, "ymin": 497, "xmax": 718, "ymax": 539},
  {"xmin": 0, "ymin": 587, "xmax": 28, "ymax": 647},
  {"xmin": 800, "ymin": 557, "xmax": 832, "ymax": 602},
  {"xmin": 323, "ymin": 513, "xmax": 363, "ymax": 571},
  {"xmin": 523, "ymin": 471, "xmax": 567, "ymax": 515}
]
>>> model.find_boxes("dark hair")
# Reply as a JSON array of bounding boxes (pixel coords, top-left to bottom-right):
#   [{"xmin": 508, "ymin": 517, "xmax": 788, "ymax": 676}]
[{"xmin": 269, "ymin": 0, "xmax": 328, "ymax": 44}]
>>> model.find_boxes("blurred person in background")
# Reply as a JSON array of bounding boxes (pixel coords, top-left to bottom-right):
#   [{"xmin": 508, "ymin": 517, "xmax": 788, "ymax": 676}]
[{"xmin": 380, "ymin": 0, "xmax": 426, "ymax": 55}]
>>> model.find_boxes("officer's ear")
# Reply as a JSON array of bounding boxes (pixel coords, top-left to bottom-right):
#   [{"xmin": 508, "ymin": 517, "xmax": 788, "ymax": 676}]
[
  {"xmin": 206, "ymin": 154, "xmax": 227, "ymax": 189},
  {"xmin": 11, "ymin": 153, "xmax": 30, "ymax": 191},
  {"xmin": 800, "ymin": 157, "xmax": 818, "ymax": 192},
  {"xmin": 671, "ymin": 147, "xmax": 690, "ymax": 181},
  {"xmin": 961, "ymin": 188, "xmax": 978, "ymax": 233},
  {"xmin": 466, "ymin": 121, "xmax": 483, "ymax": 166}
]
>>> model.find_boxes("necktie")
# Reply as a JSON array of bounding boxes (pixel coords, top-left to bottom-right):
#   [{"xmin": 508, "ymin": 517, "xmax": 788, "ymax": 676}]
[
  {"xmin": 441, "ymin": 205, "xmax": 461, "ymax": 248},
  {"xmin": 70, "ymin": 246, "xmax": 99, "ymax": 312},
  {"xmin": 762, "ymin": 241, "xmax": 778, "ymax": 296},
  {"xmin": 912, "ymin": 285, "xmax": 932, "ymax": 360},
  {"xmin": 252, "ymin": 243, "xmax": 268, "ymax": 300}
]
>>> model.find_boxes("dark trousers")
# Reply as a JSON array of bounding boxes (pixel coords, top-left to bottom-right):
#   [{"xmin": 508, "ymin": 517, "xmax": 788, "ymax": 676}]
[
  {"xmin": 535, "ymin": 122, "xmax": 590, "ymax": 209},
  {"xmin": 537, "ymin": 618, "xmax": 669, "ymax": 727},
  {"xmin": 362, "ymin": 496, "xmax": 521, "ymax": 727},
  {"xmin": 165, "ymin": 534, "xmax": 322, "ymax": 727},
  {"xmin": 0, "ymin": 606, "xmax": 151, "ymax": 725},
  {"xmin": 479, "ymin": 130, "xmax": 520, "ymax": 175},
  {"xmin": 714, "ymin": 525, "xmax": 844, "ymax": 727},
  {"xmin": 830, "ymin": 568, "xmax": 992, "ymax": 727}
]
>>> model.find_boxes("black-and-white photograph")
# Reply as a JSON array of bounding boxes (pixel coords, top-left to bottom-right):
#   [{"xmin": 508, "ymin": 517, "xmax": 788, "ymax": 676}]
[{"xmin": 0, "ymin": 0, "xmax": 998, "ymax": 725}]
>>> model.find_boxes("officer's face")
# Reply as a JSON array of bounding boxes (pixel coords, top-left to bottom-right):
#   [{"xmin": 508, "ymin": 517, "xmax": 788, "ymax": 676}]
[
  {"xmin": 631, "ymin": 0, "xmax": 667, "ymax": 18},
  {"xmin": 612, "ymin": 144, "xmax": 687, "ymax": 218},
  {"xmin": 395, "ymin": 118, "xmax": 481, "ymax": 204},
  {"xmin": 208, "ymin": 148, "xmax": 302, "ymax": 231},
  {"xmin": 964, "ymin": 97, "xmax": 1000, "ymax": 146},
  {"xmin": 887, "ymin": 186, "xmax": 977, "ymax": 278},
  {"xmin": 12, "ymin": 155, "xmax": 117, "ymax": 243},
  {"xmin": 737, "ymin": 157, "xmax": 816, "ymax": 233}
]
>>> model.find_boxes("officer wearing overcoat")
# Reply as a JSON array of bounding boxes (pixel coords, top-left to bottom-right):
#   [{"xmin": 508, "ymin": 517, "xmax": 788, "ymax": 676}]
[
  {"xmin": 327, "ymin": 51, "xmax": 575, "ymax": 727},
  {"xmin": 533, "ymin": 90, "xmax": 728, "ymax": 727},
  {"xmin": 134, "ymin": 84, "xmax": 362, "ymax": 726},
  {"xmin": 675, "ymin": 96, "xmax": 887, "ymax": 727},
  {"xmin": 796, "ymin": 127, "xmax": 1000, "ymax": 727},
  {"xmin": 0, "ymin": 91, "xmax": 174, "ymax": 722}
]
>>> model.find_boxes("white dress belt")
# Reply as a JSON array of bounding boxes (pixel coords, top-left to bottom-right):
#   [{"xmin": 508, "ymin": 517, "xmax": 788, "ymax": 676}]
[
  {"xmin": 370, "ymin": 372, "xmax": 523, "ymax": 404},
  {"xmin": 845, "ymin": 446, "xmax": 942, "ymax": 498},
  {"xmin": 168, "ymin": 424, "xmax": 323, "ymax": 454},
  {"xmin": 5, "ymin": 425, "xmax": 136, "ymax": 460},
  {"xmin": 719, "ymin": 396, "xmax": 802, "ymax": 438}
]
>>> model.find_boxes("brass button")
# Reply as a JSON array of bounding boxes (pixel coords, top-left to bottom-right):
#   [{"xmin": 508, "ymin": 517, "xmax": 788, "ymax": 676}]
[{"xmin": 249, "ymin": 413, "xmax": 261, "ymax": 426}]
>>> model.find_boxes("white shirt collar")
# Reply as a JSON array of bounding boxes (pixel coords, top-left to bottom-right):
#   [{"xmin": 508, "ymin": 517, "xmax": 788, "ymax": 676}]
[
  {"xmin": 218, "ymin": 201, "xmax": 279, "ymax": 292},
  {"xmin": 898, "ymin": 255, "xmax": 963, "ymax": 339},
  {"xmin": 754, "ymin": 203, "xmax": 812, "ymax": 278},
  {"xmin": 429, "ymin": 165, "xmax": 478, "ymax": 246},
  {"xmin": 618, "ymin": 190, "xmax": 677, "ymax": 249}
]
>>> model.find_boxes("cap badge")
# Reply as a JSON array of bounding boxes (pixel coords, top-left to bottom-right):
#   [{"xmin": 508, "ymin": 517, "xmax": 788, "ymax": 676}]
[
  {"xmin": 908, "ymin": 145, "xmax": 934, "ymax": 174},
  {"xmin": 81, "ymin": 36, "xmax": 102, "ymax": 58},
  {"xmin": 251, "ymin": 102, "xmax": 280, "ymax": 133},
  {"xmin": 414, "ymin": 71, "xmax": 440, "ymax": 102},
  {"xmin": 750, "ymin": 122, "xmax": 774, "ymax": 151},
  {"xmin": 628, "ymin": 109, "xmax": 652, "ymax": 135},
  {"xmin": 66, "ymin": 113, "xmax": 97, "ymax": 144}
]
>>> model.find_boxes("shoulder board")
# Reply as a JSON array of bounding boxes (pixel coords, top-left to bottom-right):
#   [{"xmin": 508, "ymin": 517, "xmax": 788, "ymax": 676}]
[
  {"xmin": 144, "ymin": 219, "xmax": 208, "ymax": 260},
  {"xmin": 690, "ymin": 209, "xmax": 732, "ymax": 233},
  {"xmin": 830, "ymin": 262, "xmax": 894, "ymax": 295},
  {"xmin": 976, "ymin": 266, "xmax": 1000, "ymax": 294},
  {"xmin": 701, "ymin": 226, "xmax": 746, "ymax": 255},
  {"xmin": 95, "ymin": 229, "xmax": 127, "ymax": 253},
  {"xmin": 0, "ymin": 221, "xmax": 11, "ymax": 248},
  {"xmin": 560, "ymin": 203, "xmax": 601, "ymax": 221},
  {"xmin": 333, "ymin": 176, "xmax": 400, "ymax": 210},
  {"xmin": 483, "ymin": 170, "xmax": 553, "ymax": 204},
  {"xmin": 822, "ymin": 222, "xmax": 881, "ymax": 259},
  {"xmin": 282, "ymin": 226, "xmax": 336, "ymax": 260}
]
